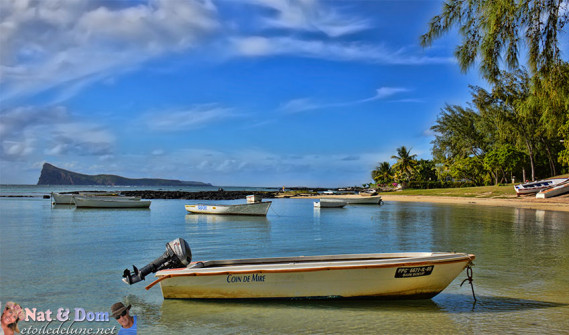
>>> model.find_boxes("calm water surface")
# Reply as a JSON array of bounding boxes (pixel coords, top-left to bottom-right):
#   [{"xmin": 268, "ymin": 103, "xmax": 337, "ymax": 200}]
[{"xmin": 1, "ymin": 187, "xmax": 568, "ymax": 334}]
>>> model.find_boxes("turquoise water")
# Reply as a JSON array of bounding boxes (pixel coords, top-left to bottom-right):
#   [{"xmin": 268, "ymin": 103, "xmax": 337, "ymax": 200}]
[{"xmin": 1, "ymin": 186, "xmax": 568, "ymax": 334}]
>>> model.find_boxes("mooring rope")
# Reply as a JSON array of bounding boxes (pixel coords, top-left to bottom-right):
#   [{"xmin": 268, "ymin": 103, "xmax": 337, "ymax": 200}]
[{"xmin": 460, "ymin": 264, "xmax": 477, "ymax": 302}]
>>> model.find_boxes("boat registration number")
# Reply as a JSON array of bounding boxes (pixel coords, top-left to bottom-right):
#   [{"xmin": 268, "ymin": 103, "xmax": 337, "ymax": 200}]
[
  {"xmin": 394, "ymin": 266, "xmax": 434, "ymax": 278},
  {"xmin": 197, "ymin": 205, "xmax": 208, "ymax": 210}
]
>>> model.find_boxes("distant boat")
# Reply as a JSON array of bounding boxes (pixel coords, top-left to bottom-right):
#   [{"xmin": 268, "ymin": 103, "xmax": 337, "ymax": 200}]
[
  {"xmin": 514, "ymin": 178, "xmax": 568, "ymax": 196},
  {"xmin": 51, "ymin": 192, "xmax": 75, "ymax": 205},
  {"xmin": 185, "ymin": 201, "xmax": 271, "ymax": 216},
  {"xmin": 73, "ymin": 195, "xmax": 150, "ymax": 208},
  {"xmin": 122, "ymin": 238, "xmax": 476, "ymax": 300},
  {"xmin": 336, "ymin": 195, "xmax": 383, "ymax": 205},
  {"xmin": 51, "ymin": 191, "xmax": 126, "ymax": 205},
  {"xmin": 246, "ymin": 194, "xmax": 262, "ymax": 203},
  {"xmin": 536, "ymin": 180, "xmax": 569, "ymax": 199},
  {"xmin": 359, "ymin": 189, "xmax": 378, "ymax": 196},
  {"xmin": 314, "ymin": 199, "xmax": 347, "ymax": 208}
]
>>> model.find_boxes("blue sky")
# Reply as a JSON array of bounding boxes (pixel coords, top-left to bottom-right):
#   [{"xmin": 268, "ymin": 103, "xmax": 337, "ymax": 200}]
[{"xmin": 0, "ymin": 0, "xmax": 487, "ymax": 187}]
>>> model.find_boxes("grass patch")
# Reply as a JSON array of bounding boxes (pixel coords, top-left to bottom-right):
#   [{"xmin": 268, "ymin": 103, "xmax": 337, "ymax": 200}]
[{"xmin": 382, "ymin": 185, "xmax": 517, "ymax": 198}]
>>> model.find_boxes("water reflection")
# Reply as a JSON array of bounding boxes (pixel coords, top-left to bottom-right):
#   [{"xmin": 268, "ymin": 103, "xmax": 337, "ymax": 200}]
[
  {"xmin": 185, "ymin": 214, "xmax": 271, "ymax": 225},
  {"xmin": 156, "ymin": 298, "xmax": 461, "ymax": 334}
]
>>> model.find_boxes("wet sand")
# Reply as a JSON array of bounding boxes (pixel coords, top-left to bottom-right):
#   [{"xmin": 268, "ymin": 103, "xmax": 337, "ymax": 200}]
[{"xmin": 288, "ymin": 193, "xmax": 569, "ymax": 213}]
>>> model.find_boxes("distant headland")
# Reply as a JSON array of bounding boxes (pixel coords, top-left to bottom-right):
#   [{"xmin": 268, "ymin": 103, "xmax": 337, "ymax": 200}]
[{"xmin": 37, "ymin": 163, "xmax": 212, "ymax": 187}]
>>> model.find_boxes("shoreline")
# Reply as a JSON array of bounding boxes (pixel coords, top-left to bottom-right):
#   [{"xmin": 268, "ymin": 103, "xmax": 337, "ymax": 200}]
[
  {"xmin": 290, "ymin": 193, "xmax": 569, "ymax": 213},
  {"xmin": 3, "ymin": 189, "xmax": 568, "ymax": 212}
]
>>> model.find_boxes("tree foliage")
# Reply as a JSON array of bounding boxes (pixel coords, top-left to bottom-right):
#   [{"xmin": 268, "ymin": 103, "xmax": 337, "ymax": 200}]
[
  {"xmin": 391, "ymin": 146, "xmax": 418, "ymax": 182},
  {"xmin": 421, "ymin": 0, "xmax": 569, "ymax": 83},
  {"xmin": 372, "ymin": 162, "xmax": 393, "ymax": 185}
]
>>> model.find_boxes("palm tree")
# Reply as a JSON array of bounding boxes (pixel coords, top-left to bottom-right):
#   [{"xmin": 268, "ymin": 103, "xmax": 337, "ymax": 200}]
[
  {"xmin": 391, "ymin": 146, "xmax": 418, "ymax": 183},
  {"xmin": 372, "ymin": 162, "xmax": 392, "ymax": 185}
]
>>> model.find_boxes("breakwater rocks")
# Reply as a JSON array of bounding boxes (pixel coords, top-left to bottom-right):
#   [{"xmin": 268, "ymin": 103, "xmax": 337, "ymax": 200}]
[{"xmin": 120, "ymin": 190, "xmax": 279, "ymax": 200}]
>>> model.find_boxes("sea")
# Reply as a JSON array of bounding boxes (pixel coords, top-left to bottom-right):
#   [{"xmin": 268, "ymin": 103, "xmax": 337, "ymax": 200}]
[{"xmin": 1, "ymin": 185, "xmax": 568, "ymax": 334}]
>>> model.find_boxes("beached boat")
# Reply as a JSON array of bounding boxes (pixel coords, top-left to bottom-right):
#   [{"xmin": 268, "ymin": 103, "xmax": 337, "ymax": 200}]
[
  {"xmin": 185, "ymin": 201, "xmax": 271, "ymax": 216},
  {"xmin": 335, "ymin": 195, "xmax": 383, "ymax": 205},
  {"xmin": 122, "ymin": 238, "xmax": 475, "ymax": 300},
  {"xmin": 514, "ymin": 178, "xmax": 568, "ymax": 196},
  {"xmin": 536, "ymin": 180, "xmax": 569, "ymax": 199},
  {"xmin": 73, "ymin": 195, "xmax": 150, "ymax": 208},
  {"xmin": 314, "ymin": 199, "xmax": 347, "ymax": 208}
]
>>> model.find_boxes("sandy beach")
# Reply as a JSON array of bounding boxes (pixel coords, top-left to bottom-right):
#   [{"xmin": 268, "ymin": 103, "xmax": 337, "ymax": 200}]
[{"xmin": 289, "ymin": 193, "xmax": 569, "ymax": 213}]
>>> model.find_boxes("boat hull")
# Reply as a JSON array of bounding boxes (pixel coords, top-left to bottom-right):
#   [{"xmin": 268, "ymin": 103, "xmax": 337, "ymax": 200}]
[
  {"xmin": 51, "ymin": 192, "xmax": 75, "ymax": 205},
  {"xmin": 150, "ymin": 252, "xmax": 474, "ymax": 300},
  {"xmin": 335, "ymin": 195, "xmax": 382, "ymax": 205},
  {"xmin": 536, "ymin": 181, "xmax": 569, "ymax": 198},
  {"xmin": 185, "ymin": 202, "xmax": 272, "ymax": 216},
  {"xmin": 314, "ymin": 199, "xmax": 347, "ymax": 208},
  {"xmin": 73, "ymin": 196, "xmax": 150, "ymax": 208}
]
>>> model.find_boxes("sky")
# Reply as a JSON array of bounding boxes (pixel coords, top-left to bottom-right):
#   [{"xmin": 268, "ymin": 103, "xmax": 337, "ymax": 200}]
[{"xmin": 0, "ymin": 0, "xmax": 489, "ymax": 187}]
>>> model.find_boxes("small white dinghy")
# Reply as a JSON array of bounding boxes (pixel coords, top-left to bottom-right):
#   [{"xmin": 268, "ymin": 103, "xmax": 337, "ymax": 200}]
[
  {"xmin": 185, "ymin": 201, "xmax": 271, "ymax": 216},
  {"xmin": 122, "ymin": 238, "xmax": 475, "ymax": 300}
]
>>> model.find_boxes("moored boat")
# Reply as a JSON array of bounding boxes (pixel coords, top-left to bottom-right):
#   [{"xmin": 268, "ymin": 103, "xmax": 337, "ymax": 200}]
[
  {"xmin": 314, "ymin": 199, "xmax": 347, "ymax": 208},
  {"xmin": 536, "ymin": 180, "xmax": 569, "ymax": 198},
  {"xmin": 73, "ymin": 195, "xmax": 150, "ymax": 208},
  {"xmin": 122, "ymin": 238, "xmax": 475, "ymax": 300},
  {"xmin": 514, "ymin": 178, "xmax": 568, "ymax": 196},
  {"xmin": 185, "ymin": 201, "xmax": 271, "ymax": 216}
]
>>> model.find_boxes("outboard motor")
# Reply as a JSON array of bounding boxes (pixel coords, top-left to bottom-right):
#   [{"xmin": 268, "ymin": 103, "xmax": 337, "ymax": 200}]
[{"xmin": 122, "ymin": 238, "xmax": 192, "ymax": 285}]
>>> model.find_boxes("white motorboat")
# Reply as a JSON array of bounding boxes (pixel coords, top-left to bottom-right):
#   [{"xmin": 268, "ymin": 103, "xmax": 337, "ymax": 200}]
[
  {"xmin": 73, "ymin": 195, "xmax": 150, "ymax": 208},
  {"xmin": 122, "ymin": 238, "xmax": 475, "ymax": 300},
  {"xmin": 185, "ymin": 201, "xmax": 271, "ymax": 216},
  {"xmin": 314, "ymin": 199, "xmax": 347, "ymax": 208},
  {"xmin": 536, "ymin": 180, "xmax": 569, "ymax": 198},
  {"xmin": 514, "ymin": 178, "xmax": 568, "ymax": 196}
]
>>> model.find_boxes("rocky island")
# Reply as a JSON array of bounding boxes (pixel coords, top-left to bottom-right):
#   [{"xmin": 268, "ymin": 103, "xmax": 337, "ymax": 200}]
[{"xmin": 37, "ymin": 163, "xmax": 212, "ymax": 187}]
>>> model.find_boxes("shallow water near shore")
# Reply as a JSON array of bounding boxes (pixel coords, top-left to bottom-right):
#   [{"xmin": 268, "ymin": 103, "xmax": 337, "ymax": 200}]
[{"xmin": 1, "ymin": 186, "xmax": 568, "ymax": 334}]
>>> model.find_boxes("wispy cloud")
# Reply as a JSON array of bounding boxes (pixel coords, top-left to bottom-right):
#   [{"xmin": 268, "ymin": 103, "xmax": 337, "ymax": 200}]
[
  {"xmin": 359, "ymin": 87, "xmax": 412, "ymax": 102},
  {"xmin": 245, "ymin": 0, "xmax": 371, "ymax": 37},
  {"xmin": 143, "ymin": 104, "xmax": 236, "ymax": 131},
  {"xmin": 277, "ymin": 98, "xmax": 321, "ymax": 113},
  {"xmin": 279, "ymin": 86, "xmax": 415, "ymax": 113},
  {"xmin": 231, "ymin": 36, "xmax": 454, "ymax": 65}
]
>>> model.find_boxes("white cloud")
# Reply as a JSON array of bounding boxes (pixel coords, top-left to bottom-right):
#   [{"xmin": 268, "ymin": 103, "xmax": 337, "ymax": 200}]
[{"xmin": 0, "ymin": 105, "xmax": 115, "ymax": 160}]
